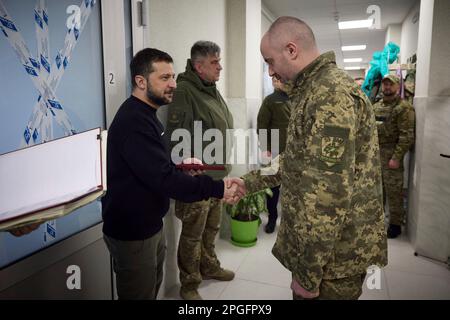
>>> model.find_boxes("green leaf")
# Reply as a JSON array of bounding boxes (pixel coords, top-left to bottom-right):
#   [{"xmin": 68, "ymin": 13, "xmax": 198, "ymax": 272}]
[{"xmin": 226, "ymin": 188, "xmax": 275, "ymax": 220}]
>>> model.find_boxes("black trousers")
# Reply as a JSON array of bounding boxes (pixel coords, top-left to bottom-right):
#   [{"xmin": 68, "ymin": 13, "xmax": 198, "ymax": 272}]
[{"xmin": 267, "ymin": 185, "xmax": 280, "ymax": 223}]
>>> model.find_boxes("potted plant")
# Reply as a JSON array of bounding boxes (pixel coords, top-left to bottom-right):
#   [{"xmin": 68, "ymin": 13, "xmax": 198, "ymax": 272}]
[{"xmin": 225, "ymin": 188, "xmax": 273, "ymax": 247}]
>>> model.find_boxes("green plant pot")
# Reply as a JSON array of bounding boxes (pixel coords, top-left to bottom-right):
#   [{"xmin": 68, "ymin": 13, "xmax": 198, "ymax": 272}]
[{"xmin": 230, "ymin": 217, "xmax": 261, "ymax": 247}]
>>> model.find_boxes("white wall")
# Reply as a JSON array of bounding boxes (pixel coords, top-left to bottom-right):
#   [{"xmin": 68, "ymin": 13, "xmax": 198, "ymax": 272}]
[
  {"xmin": 385, "ymin": 24, "xmax": 402, "ymax": 46},
  {"xmin": 261, "ymin": 4, "xmax": 274, "ymax": 37},
  {"xmin": 428, "ymin": 0, "xmax": 450, "ymax": 97},
  {"xmin": 102, "ymin": 0, "xmax": 127, "ymax": 128},
  {"xmin": 400, "ymin": 0, "xmax": 421, "ymax": 64},
  {"xmin": 246, "ymin": 0, "xmax": 262, "ymax": 100},
  {"xmin": 407, "ymin": 0, "xmax": 450, "ymax": 262},
  {"xmin": 259, "ymin": 8, "xmax": 275, "ymax": 121},
  {"xmin": 262, "ymin": 14, "xmax": 271, "ymax": 35},
  {"xmin": 227, "ymin": 0, "xmax": 263, "ymax": 101},
  {"xmin": 227, "ymin": 0, "xmax": 246, "ymax": 98},
  {"xmin": 261, "ymin": 4, "xmax": 274, "ymax": 99},
  {"xmin": 415, "ymin": 0, "xmax": 433, "ymax": 97},
  {"xmin": 346, "ymin": 69, "xmax": 365, "ymax": 79},
  {"xmin": 225, "ymin": 0, "xmax": 264, "ymax": 177},
  {"xmin": 146, "ymin": 0, "xmax": 228, "ymax": 95}
]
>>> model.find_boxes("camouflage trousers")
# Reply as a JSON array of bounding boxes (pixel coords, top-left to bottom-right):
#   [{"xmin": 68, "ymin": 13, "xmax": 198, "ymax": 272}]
[
  {"xmin": 175, "ymin": 198, "xmax": 223, "ymax": 290},
  {"xmin": 380, "ymin": 145, "xmax": 405, "ymax": 226},
  {"xmin": 293, "ymin": 274, "xmax": 366, "ymax": 300}
]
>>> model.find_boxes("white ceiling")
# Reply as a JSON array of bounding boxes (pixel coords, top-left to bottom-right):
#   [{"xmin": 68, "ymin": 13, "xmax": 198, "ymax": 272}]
[{"xmin": 262, "ymin": 0, "xmax": 418, "ymax": 69}]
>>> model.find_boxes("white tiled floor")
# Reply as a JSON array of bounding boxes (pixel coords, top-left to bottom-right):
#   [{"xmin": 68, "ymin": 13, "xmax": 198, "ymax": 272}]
[{"xmin": 164, "ymin": 215, "xmax": 450, "ymax": 300}]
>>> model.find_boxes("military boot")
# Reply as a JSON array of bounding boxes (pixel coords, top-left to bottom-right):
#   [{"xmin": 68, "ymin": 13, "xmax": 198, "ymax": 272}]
[
  {"xmin": 265, "ymin": 220, "xmax": 276, "ymax": 234},
  {"xmin": 180, "ymin": 288, "xmax": 202, "ymax": 300},
  {"xmin": 387, "ymin": 224, "xmax": 401, "ymax": 239},
  {"xmin": 202, "ymin": 268, "xmax": 235, "ymax": 281}
]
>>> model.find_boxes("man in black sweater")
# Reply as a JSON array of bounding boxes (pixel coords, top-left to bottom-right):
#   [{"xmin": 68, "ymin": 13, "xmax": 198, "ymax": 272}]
[{"xmin": 102, "ymin": 48, "xmax": 243, "ymax": 300}]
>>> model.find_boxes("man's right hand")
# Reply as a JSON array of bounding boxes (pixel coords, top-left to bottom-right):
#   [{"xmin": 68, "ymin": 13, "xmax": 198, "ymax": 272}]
[
  {"xmin": 223, "ymin": 178, "xmax": 247, "ymax": 205},
  {"xmin": 291, "ymin": 278, "xmax": 320, "ymax": 299},
  {"xmin": 388, "ymin": 159, "xmax": 400, "ymax": 169}
]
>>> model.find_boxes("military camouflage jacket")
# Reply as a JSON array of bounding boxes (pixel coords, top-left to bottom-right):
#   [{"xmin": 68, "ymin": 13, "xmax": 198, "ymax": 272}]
[
  {"xmin": 257, "ymin": 89, "xmax": 291, "ymax": 153},
  {"xmin": 165, "ymin": 60, "xmax": 234, "ymax": 180},
  {"xmin": 373, "ymin": 96, "xmax": 415, "ymax": 161},
  {"xmin": 243, "ymin": 52, "xmax": 387, "ymax": 292}
]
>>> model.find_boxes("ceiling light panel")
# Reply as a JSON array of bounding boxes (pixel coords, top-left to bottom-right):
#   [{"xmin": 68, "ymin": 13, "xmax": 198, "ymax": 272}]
[
  {"xmin": 338, "ymin": 19, "xmax": 373, "ymax": 30},
  {"xmin": 342, "ymin": 45, "xmax": 367, "ymax": 51}
]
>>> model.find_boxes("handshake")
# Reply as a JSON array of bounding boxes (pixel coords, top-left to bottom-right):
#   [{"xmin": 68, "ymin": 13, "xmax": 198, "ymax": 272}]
[
  {"xmin": 222, "ymin": 177, "xmax": 247, "ymax": 205},
  {"xmin": 181, "ymin": 157, "xmax": 247, "ymax": 205}
]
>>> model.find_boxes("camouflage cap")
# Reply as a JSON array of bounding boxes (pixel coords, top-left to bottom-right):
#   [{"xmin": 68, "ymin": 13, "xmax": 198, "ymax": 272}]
[{"xmin": 382, "ymin": 74, "xmax": 400, "ymax": 84}]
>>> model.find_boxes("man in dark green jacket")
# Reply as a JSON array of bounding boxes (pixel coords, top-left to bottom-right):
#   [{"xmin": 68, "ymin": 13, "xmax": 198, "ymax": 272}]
[
  {"xmin": 166, "ymin": 41, "xmax": 234, "ymax": 300},
  {"xmin": 257, "ymin": 76, "xmax": 291, "ymax": 233}
]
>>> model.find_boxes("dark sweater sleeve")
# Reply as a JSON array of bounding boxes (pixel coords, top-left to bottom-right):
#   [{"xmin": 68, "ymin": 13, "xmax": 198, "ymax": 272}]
[{"xmin": 121, "ymin": 129, "xmax": 224, "ymax": 202}]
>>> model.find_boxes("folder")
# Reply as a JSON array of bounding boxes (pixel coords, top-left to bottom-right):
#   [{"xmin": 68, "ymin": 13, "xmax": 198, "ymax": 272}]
[
  {"xmin": 175, "ymin": 164, "xmax": 226, "ymax": 171},
  {"xmin": 0, "ymin": 128, "xmax": 107, "ymax": 231}
]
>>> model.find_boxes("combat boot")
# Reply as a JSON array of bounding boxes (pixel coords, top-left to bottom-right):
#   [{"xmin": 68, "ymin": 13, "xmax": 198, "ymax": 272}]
[
  {"xmin": 202, "ymin": 268, "xmax": 235, "ymax": 281},
  {"xmin": 180, "ymin": 288, "xmax": 202, "ymax": 300},
  {"xmin": 387, "ymin": 224, "xmax": 401, "ymax": 239},
  {"xmin": 265, "ymin": 220, "xmax": 276, "ymax": 233}
]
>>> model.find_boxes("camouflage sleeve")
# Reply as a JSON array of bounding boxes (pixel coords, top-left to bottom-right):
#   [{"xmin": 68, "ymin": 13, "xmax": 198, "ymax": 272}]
[
  {"xmin": 291, "ymin": 92, "xmax": 356, "ymax": 292},
  {"xmin": 392, "ymin": 104, "xmax": 415, "ymax": 161},
  {"xmin": 242, "ymin": 155, "xmax": 282, "ymax": 193},
  {"xmin": 257, "ymin": 98, "xmax": 272, "ymax": 151},
  {"xmin": 372, "ymin": 101, "xmax": 387, "ymax": 140},
  {"xmin": 166, "ymin": 89, "xmax": 194, "ymax": 150}
]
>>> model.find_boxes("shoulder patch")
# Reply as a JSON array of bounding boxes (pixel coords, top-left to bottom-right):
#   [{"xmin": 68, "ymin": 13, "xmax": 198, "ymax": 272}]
[
  {"xmin": 168, "ymin": 110, "xmax": 184, "ymax": 125},
  {"xmin": 318, "ymin": 125, "xmax": 349, "ymax": 172}
]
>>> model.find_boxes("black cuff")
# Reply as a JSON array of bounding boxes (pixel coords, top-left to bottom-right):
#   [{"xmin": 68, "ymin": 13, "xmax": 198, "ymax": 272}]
[{"xmin": 211, "ymin": 180, "xmax": 224, "ymax": 199}]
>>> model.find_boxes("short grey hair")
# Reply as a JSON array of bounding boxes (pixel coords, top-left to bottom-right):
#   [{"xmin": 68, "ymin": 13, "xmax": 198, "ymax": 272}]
[{"xmin": 190, "ymin": 41, "xmax": 221, "ymax": 63}]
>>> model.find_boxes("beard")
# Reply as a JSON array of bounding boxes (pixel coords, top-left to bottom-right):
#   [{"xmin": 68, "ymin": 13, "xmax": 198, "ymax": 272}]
[
  {"xmin": 146, "ymin": 85, "xmax": 173, "ymax": 106},
  {"xmin": 383, "ymin": 90, "xmax": 395, "ymax": 97}
]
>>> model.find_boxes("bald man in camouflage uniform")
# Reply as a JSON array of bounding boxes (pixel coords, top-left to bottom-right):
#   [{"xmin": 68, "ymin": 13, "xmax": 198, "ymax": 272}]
[
  {"xmin": 240, "ymin": 16, "xmax": 387, "ymax": 300},
  {"xmin": 373, "ymin": 74, "xmax": 415, "ymax": 239}
]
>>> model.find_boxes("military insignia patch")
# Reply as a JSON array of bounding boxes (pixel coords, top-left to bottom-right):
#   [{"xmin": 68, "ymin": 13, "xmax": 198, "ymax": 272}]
[
  {"xmin": 168, "ymin": 111, "xmax": 183, "ymax": 124},
  {"xmin": 320, "ymin": 136, "xmax": 345, "ymax": 167},
  {"xmin": 317, "ymin": 125, "xmax": 349, "ymax": 172}
]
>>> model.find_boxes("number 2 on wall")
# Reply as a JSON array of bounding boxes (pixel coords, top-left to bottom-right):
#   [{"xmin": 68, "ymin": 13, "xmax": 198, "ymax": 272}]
[{"xmin": 109, "ymin": 72, "xmax": 115, "ymax": 85}]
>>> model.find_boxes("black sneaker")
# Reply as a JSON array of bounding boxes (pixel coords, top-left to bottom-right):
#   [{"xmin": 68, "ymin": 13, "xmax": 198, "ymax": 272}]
[
  {"xmin": 265, "ymin": 221, "xmax": 276, "ymax": 234},
  {"xmin": 387, "ymin": 224, "xmax": 401, "ymax": 239}
]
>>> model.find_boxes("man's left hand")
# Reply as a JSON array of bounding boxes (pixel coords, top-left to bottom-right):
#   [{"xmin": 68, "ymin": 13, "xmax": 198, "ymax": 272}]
[
  {"xmin": 291, "ymin": 278, "xmax": 319, "ymax": 299},
  {"xmin": 388, "ymin": 159, "xmax": 400, "ymax": 169}
]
